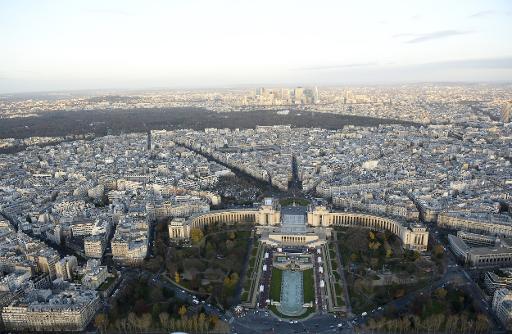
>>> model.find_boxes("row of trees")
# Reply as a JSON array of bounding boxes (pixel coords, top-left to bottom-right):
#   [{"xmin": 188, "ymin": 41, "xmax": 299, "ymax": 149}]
[
  {"xmin": 364, "ymin": 312, "xmax": 490, "ymax": 333},
  {"xmin": 99, "ymin": 267, "xmax": 231, "ymax": 333},
  {"xmin": 361, "ymin": 285, "xmax": 491, "ymax": 333},
  {"xmin": 96, "ymin": 311, "xmax": 228, "ymax": 333}
]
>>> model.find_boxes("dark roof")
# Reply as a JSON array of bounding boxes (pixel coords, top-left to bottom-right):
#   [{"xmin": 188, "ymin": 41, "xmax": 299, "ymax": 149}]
[{"xmin": 281, "ymin": 206, "xmax": 307, "ymax": 216}]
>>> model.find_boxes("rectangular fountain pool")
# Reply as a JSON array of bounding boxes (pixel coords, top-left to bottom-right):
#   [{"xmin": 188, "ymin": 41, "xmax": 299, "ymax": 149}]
[{"xmin": 278, "ymin": 270, "xmax": 305, "ymax": 316}]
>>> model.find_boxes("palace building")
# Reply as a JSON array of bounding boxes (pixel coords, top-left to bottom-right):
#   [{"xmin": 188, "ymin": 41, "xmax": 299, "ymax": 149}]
[{"xmin": 168, "ymin": 198, "xmax": 429, "ymax": 251}]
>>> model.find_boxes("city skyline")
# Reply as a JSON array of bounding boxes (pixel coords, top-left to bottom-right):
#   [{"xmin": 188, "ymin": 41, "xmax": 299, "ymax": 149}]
[
  {"xmin": 2, "ymin": 1, "xmax": 512, "ymax": 332},
  {"xmin": 1, "ymin": 0, "xmax": 512, "ymax": 93}
]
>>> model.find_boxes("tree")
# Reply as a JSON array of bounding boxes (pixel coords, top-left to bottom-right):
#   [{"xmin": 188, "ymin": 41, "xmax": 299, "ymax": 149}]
[
  {"xmin": 475, "ymin": 313, "xmax": 490, "ymax": 333},
  {"xmin": 230, "ymin": 272, "xmax": 239, "ymax": 284},
  {"xmin": 140, "ymin": 313, "xmax": 152, "ymax": 331},
  {"xmin": 134, "ymin": 299, "xmax": 148, "ymax": 315},
  {"xmin": 366, "ymin": 318, "xmax": 379, "ymax": 330},
  {"xmin": 175, "ymin": 318, "xmax": 182, "ymax": 331},
  {"xmin": 368, "ymin": 241, "xmax": 381, "ymax": 250},
  {"xmin": 169, "ymin": 318, "xmax": 176, "ymax": 331},
  {"xmin": 432, "ymin": 244, "xmax": 444, "ymax": 259},
  {"xmin": 114, "ymin": 318, "xmax": 128, "ymax": 333},
  {"xmin": 459, "ymin": 313, "xmax": 470, "ymax": 333},
  {"xmin": 150, "ymin": 286, "xmax": 164, "ymax": 302},
  {"xmin": 108, "ymin": 298, "xmax": 120, "ymax": 322},
  {"xmin": 225, "ymin": 239, "xmax": 235, "ymax": 250},
  {"xmin": 393, "ymin": 287, "xmax": 405, "ymax": 299},
  {"xmin": 144, "ymin": 256, "xmax": 164, "ymax": 272},
  {"xmin": 188, "ymin": 316, "xmax": 197, "ymax": 333},
  {"xmin": 209, "ymin": 314, "xmax": 219, "ymax": 329},
  {"xmin": 213, "ymin": 319, "xmax": 231, "ymax": 333},
  {"xmin": 404, "ymin": 249, "xmax": 420, "ymax": 261},
  {"xmin": 178, "ymin": 305, "xmax": 188, "ymax": 318},
  {"xmin": 198, "ymin": 313, "xmax": 207, "ymax": 333},
  {"xmin": 205, "ymin": 241, "xmax": 216, "ymax": 258},
  {"xmin": 190, "ymin": 228, "xmax": 204, "ymax": 244},
  {"xmin": 223, "ymin": 272, "xmax": 239, "ymax": 288},
  {"xmin": 398, "ymin": 316, "xmax": 412, "ymax": 332},
  {"xmin": 151, "ymin": 303, "xmax": 162, "ymax": 323},
  {"xmin": 94, "ymin": 313, "xmax": 109, "ymax": 334},
  {"xmin": 159, "ymin": 312, "xmax": 170, "ymax": 329},
  {"xmin": 445, "ymin": 314, "xmax": 460, "ymax": 333},
  {"xmin": 434, "ymin": 287, "xmax": 447, "ymax": 300},
  {"xmin": 127, "ymin": 312, "xmax": 138, "ymax": 332}
]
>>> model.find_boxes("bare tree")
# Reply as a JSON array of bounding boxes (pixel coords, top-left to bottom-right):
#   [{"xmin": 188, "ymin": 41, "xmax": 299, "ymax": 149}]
[{"xmin": 159, "ymin": 312, "xmax": 170, "ymax": 329}]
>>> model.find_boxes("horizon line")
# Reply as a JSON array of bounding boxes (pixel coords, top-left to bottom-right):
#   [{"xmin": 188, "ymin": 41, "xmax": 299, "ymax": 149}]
[{"xmin": 2, "ymin": 79, "xmax": 512, "ymax": 96}]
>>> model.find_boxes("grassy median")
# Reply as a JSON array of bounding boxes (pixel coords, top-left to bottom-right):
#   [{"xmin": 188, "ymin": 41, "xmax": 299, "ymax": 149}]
[
  {"xmin": 303, "ymin": 268, "xmax": 314, "ymax": 303},
  {"xmin": 270, "ymin": 268, "xmax": 283, "ymax": 301}
]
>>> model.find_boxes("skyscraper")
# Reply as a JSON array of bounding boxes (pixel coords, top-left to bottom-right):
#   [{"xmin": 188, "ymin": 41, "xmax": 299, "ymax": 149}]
[
  {"xmin": 313, "ymin": 86, "xmax": 319, "ymax": 104},
  {"xmin": 294, "ymin": 87, "xmax": 304, "ymax": 104},
  {"xmin": 501, "ymin": 102, "xmax": 511, "ymax": 124},
  {"xmin": 147, "ymin": 130, "xmax": 152, "ymax": 151}
]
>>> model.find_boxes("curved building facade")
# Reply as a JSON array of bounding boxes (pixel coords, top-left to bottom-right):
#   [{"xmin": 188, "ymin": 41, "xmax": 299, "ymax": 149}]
[
  {"xmin": 308, "ymin": 206, "xmax": 428, "ymax": 251},
  {"xmin": 190, "ymin": 198, "xmax": 281, "ymax": 229},
  {"xmin": 168, "ymin": 200, "xmax": 428, "ymax": 251}
]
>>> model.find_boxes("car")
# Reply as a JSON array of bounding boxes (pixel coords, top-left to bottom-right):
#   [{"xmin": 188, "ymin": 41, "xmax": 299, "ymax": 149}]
[{"xmin": 361, "ymin": 312, "xmax": 367, "ymax": 316}]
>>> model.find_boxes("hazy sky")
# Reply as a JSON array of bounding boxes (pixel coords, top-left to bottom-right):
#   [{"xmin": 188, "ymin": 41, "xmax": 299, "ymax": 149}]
[{"xmin": 1, "ymin": 0, "xmax": 511, "ymax": 93}]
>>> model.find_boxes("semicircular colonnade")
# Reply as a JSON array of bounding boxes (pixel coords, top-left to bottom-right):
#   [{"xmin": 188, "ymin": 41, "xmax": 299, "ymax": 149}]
[{"xmin": 177, "ymin": 206, "xmax": 428, "ymax": 251}]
